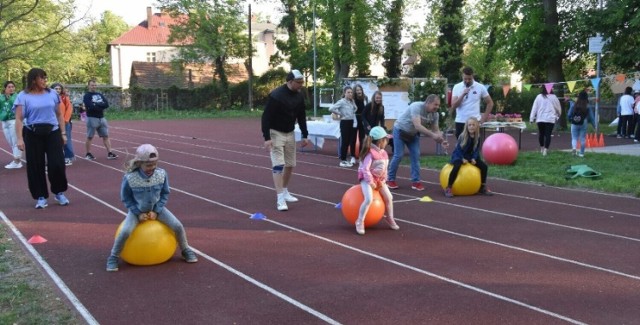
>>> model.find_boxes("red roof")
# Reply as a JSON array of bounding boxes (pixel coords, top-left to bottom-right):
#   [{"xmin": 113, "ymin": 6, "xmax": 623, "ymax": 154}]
[{"xmin": 110, "ymin": 12, "xmax": 186, "ymax": 46}]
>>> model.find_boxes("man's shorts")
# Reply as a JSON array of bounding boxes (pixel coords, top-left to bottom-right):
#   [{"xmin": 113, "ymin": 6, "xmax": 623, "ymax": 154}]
[
  {"xmin": 269, "ymin": 129, "xmax": 296, "ymax": 168},
  {"xmin": 86, "ymin": 117, "xmax": 109, "ymax": 138}
]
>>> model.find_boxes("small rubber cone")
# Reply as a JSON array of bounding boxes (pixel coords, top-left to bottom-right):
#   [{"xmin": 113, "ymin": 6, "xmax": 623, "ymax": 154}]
[
  {"xmin": 420, "ymin": 196, "xmax": 433, "ymax": 202},
  {"xmin": 586, "ymin": 134, "xmax": 592, "ymax": 148},
  {"xmin": 598, "ymin": 133, "xmax": 605, "ymax": 147},
  {"xmin": 250, "ymin": 213, "xmax": 267, "ymax": 220},
  {"xmin": 27, "ymin": 235, "xmax": 47, "ymax": 244}
]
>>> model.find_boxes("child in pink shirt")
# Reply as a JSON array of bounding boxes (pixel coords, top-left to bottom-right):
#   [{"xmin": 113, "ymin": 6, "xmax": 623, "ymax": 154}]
[{"xmin": 355, "ymin": 126, "xmax": 399, "ymax": 235}]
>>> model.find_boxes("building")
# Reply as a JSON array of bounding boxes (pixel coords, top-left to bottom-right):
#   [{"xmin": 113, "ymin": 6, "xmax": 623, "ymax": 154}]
[{"xmin": 108, "ymin": 7, "xmax": 287, "ymax": 89}]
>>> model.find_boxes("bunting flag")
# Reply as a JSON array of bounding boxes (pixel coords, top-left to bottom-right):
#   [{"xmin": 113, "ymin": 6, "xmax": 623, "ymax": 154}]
[
  {"xmin": 615, "ymin": 74, "xmax": 626, "ymax": 83},
  {"xmin": 502, "ymin": 84, "xmax": 510, "ymax": 97},
  {"xmin": 524, "ymin": 84, "xmax": 532, "ymax": 91},
  {"xmin": 544, "ymin": 83, "xmax": 554, "ymax": 94},
  {"xmin": 591, "ymin": 78, "xmax": 601, "ymax": 91},
  {"xmin": 567, "ymin": 81, "xmax": 577, "ymax": 93}
]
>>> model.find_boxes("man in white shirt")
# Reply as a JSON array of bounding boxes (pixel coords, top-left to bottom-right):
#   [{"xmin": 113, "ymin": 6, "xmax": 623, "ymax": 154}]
[{"xmin": 449, "ymin": 67, "xmax": 494, "ymax": 138}]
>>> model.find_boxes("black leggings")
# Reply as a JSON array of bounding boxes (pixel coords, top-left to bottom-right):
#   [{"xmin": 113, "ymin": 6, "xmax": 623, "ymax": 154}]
[
  {"xmin": 448, "ymin": 160, "xmax": 488, "ymax": 187},
  {"xmin": 537, "ymin": 122, "xmax": 555, "ymax": 149},
  {"xmin": 339, "ymin": 120, "xmax": 357, "ymax": 161}
]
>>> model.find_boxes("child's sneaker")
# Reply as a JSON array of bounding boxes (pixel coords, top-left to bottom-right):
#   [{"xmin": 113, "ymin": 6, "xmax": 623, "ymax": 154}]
[
  {"xmin": 478, "ymin": 185, "xmax": 494, "ymax": 196},
  {"xmin": 339, "ymin": 160, "xmax": 351, "ymax": 167},
  {"xmin": 444, "ymin": 187, "xmax": 454, "ymax": 198},
  {"xmin": 411, "ymin": 182, "xmax": 424, "ymax": 191},
  {"xmin": 383, "ymin": 216, "xmax": 400, "ymax": 230},
  {"xmin": 54, "ymin": 193, "xmax": 70, "ymax": 206},
  {"xmin": 35, "ymin": 197, "xmax": 48, "ymax": 209},
  {"xmin": 106, "ymin": 255, "xmax": 119, "ymax": 272},
  {"xmin": 355, "ymin": 219, "xmax": 365, "ymax": 235},
  {"xmin": 107, "ymin": 152, "xmax": 119, "ymax": 160},
  {"xmin": 182, "ymin": 248, "xmax": 198, "ymax": 263},
  {"xmin": 85, "ymin": 152, "xmax": 96, "ymax": 160},
  {"xmin": 386, "ymin": 181, "xmax": 399, "ymax": 189}
]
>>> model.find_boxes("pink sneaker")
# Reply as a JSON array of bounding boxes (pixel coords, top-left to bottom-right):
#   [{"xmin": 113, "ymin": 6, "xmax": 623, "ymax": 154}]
[
  {"xmin": 411, "ymin": 182, "xmax": 424, "ymax": 191},
  {"xmin": 383, "ymin": 216, "xmax": 400, "ymax": 230},
  {"xmin": 444, "ymin": 187, "xmax": 454, "ymax": 198}
]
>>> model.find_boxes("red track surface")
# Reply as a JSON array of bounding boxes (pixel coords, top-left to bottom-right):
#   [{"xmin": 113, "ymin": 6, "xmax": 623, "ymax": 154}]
[{"xmin": 1, "ymin": 118, "xmax": 639, "ymax": 324}]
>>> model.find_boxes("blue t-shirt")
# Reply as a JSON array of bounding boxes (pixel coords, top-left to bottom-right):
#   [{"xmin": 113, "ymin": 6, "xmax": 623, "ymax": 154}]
[{"xmin": 15, "ymin": 90, "xmax": 61, "ymax": 129}]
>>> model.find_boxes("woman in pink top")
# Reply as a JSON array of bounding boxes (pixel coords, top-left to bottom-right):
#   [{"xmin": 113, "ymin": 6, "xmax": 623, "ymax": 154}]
[{"xmin": 355, "ymin": 126, "xmax": 399, "ymax": 235}]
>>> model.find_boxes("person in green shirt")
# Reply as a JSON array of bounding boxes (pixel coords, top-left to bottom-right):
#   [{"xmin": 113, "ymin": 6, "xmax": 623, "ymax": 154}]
[{"xmin": 1, "ymin": 81, "xmax": 22, "ymax": 169}]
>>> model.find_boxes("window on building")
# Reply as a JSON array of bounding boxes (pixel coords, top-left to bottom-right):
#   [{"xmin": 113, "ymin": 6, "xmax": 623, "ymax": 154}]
[{"xmin": 146, "ymin": 52, "xmax": 156, "ymax": 62}]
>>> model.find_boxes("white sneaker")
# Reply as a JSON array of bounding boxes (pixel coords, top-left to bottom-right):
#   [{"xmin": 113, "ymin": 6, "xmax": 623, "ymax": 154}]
[
  {"xmin": 542, "ymin": 148, "xmax": 548, "ymax": 156},
  {"xmin": 349, "ymin": 157, "xmax": 357, "ymax": 165},
  {"xmin": 283, "ymin": 192, "xmax": 299, "ymax": 202},
  {"xmin": 355, "ymin": 219, "xmax": 365, "ymax": 235},
  {"xmin": 5, "ymin": 161, "xmax": 22, "ymax": 169},
  {"xmin": 277, "ymin": 197, "xmax": 288, "ymax": 211},
  {"xmin": 339, "ymin": 161, "xmax": 351, "ymax": 167}
]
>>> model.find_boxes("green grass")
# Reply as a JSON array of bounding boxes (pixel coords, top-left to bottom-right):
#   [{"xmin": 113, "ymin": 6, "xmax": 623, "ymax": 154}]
[
  {"xmin": 0, "ymin": 225, "xmax": 81, "ymax": 324},
  {"xmin": 108, "ymin": 108, "xmax": 263, "ymax": 120},
  {"xmin": 423, "ymin": 149, "xmax": 640, "ymax": 198}
]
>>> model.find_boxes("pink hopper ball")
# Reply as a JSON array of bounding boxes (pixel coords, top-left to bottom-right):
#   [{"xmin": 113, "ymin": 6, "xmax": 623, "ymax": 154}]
[{"xmin": 482, "ymin": 133, "xmax": 518, "ymax": 165}]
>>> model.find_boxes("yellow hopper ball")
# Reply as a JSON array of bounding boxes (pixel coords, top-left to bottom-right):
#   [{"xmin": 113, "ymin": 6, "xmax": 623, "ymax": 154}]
[
  {"xmin": 439, "ymin": 163, "xmax": 481, "ymax": 196},
  {"xmin": 115, "ymin": 220, "xmax": 177, "ymax": 266}
]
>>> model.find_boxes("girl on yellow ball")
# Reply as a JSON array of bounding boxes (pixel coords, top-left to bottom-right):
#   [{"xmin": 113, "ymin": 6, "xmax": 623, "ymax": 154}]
[
  {"xmin": 106, "ymin": 144, "xmax": 197, "ymax": 271},
  {"xmin": 445, "ymin": 117, "xmax": 493, "ymax": 198},
  {"xmin": 355, "ymin": 126, "xmax": 399, "ymax": 235}
]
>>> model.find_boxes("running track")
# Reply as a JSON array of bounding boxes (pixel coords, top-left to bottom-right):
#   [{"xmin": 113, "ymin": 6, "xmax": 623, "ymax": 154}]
[{"xmin": 1, "ymin": 118, "xmax": 639, "ymax": 324}]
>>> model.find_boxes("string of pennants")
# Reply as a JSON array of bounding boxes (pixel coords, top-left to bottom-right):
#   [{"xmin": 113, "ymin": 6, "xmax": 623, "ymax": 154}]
[{"xmin": 499, "ymin": 71, "xmax": 640, "ymax": 97}]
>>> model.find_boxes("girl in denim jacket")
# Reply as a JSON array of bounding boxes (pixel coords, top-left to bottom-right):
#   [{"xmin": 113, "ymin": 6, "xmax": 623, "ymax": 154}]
[
  {"xmin": 106, "ymin": 144, "xmax": 197, "ymax": 271},
  {"xmin": 354, "ymin": 126, "xmax": 399, "ymax": 235}
]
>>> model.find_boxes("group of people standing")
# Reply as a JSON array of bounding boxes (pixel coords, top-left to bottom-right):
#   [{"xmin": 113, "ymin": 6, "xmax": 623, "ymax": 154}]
[
  {"xmin": 616, "ymin": 86, "xmax": 640, "ymax": 141},
  {"xmin": 1, "ymin": 68, "xmax": 118, "ymax": 209},
  {"xmin": 262, "ymin": 67, "xmax": 495, "ymax": 235}
]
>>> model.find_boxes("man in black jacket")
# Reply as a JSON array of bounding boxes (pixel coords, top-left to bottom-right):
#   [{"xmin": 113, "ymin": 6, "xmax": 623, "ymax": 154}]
[
  {"xmin": 83, "ymin": 79, "xmax": 118, "ymax": 160},
  {"xmin": 261, "ymin": 70, "xmax": 309, "ymax": 211}
]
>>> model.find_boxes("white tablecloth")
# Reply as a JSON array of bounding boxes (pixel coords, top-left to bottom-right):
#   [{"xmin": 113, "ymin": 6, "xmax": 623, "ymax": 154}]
[{"xmin": 295, "ymin": 120, "xmax": 341, "ymax": 148}]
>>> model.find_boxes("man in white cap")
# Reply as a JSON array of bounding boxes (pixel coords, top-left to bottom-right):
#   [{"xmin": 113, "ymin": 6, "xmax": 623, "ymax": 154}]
[{"xmin": 261, "ymin": 69, "xmax": 310, "ymax": 211}]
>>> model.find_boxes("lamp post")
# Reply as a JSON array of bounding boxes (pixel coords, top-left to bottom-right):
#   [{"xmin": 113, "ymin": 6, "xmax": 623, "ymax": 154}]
[{"xmin": 312, "ymin": 0, "xmax": 317, "ymax": 117}]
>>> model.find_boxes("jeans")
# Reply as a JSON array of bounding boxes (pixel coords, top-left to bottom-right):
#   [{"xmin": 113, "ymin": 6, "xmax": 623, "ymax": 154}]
[
  {"xmin": 2, "ymin": 120, "xmax": 21, "ymax": 159},
  {"xmin": 110, "ymin": 208, "xmax": 190, "ymax": 257},
  {"xmin": 388, "ymin": 127, "xmax": 421, "ymax": 182},
  {"xmin": 571, "ymin": 123, "xmax": 587, "ymax": 154},
  {"xmin": 63, "ymin": 121, "xmax": 74, "ymax": 159}
]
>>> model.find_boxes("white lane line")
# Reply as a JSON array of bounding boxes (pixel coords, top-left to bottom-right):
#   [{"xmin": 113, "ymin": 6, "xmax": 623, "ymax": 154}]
[
  {"xmin": 0, "ymin": 211, "xmax": 99, "ymax": 325},
  {"xmin": 66, "ymin": 160, "xmax": 588, "ymax": 323},
  {"xmin": 68, "ymin": 168, "xmax": 341, "ymax": 325},
  {"xmin": 81, "ymin": 139, "xmax": 640, "ymax": 278}
]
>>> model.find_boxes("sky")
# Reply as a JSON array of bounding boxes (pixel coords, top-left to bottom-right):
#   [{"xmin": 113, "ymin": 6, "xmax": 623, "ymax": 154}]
[
  {"xmin": 74, "ymin": 0, "xmax": 158, "ymax": 26},
  {"xmin": 73, "ymin": 0, "xmax": 283, "ymax": 26}
]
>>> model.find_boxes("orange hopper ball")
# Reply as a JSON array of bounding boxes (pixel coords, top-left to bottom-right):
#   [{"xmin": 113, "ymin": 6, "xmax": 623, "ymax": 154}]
[{"xmin": 341, "ymin": 185, "xmax": 385, "ymax": 228}]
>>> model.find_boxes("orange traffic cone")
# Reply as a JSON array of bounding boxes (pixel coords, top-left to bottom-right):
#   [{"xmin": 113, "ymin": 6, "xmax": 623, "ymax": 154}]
[
  {"xmin": 598, "ymin": 133, "xmax": 605, "ymax": 147},
  {"xmin": 586, "ymin": 134, "xmax": 592, "ymax": 148},
  {"xmin": 576, "ymin": 140, "xmax": 581, "ymax": 150}
]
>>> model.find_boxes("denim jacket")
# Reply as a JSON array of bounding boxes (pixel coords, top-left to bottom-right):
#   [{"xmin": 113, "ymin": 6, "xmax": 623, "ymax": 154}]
[{"xmin": 121, "ymin": 167, "xmax": 169, "ymax": 216}]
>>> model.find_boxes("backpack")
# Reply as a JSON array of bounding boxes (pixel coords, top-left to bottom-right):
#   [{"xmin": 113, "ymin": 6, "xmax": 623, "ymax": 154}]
[{"xmin": 570, "ymin": 109, "xmax": 587, "ymax": 125}]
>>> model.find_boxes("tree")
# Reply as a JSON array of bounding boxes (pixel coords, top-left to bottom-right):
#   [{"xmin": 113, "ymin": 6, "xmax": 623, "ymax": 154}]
[
  {"xmin": 434, "ymin": 0, "xmax": 465, "ymax": 82},
  {"xmin": 0, "ymin": 0, "xmax": 81, "ymax": 82},
  {"xmin": 73, "ymin": 11, "xmax": 129, "ymax": 83},
  {"xmin": 597, "ymin": 0, "xmax": 640, "ymax": 71},
  {"xmin": 382, "ymin": 0, "xmax": 403, "ymax": 78},
  {"xmin": 158, "ymin": 0, "xmax": 249, "ymax": 94}
]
